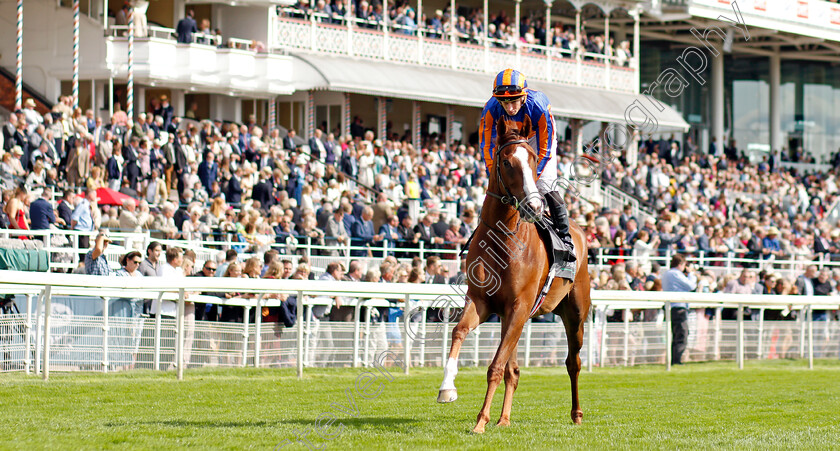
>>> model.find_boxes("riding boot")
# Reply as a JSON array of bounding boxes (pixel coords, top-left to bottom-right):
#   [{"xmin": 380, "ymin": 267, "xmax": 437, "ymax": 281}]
[{"xmin": 544, "ymin": 191, "xmax": 576, "ymax": 263}]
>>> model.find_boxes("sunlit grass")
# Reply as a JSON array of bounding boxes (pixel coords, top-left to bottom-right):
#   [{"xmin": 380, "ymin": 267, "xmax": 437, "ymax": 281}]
[{"xmin": 2, "ymin": 359, "xmax": 839, "ymax": 450}]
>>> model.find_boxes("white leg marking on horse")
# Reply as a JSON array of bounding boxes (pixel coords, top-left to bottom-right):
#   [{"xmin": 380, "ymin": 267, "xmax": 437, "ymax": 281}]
[
  {"xmin": 440, "ymin": 357, "xmax": 458, "ymax": 390},
  {"xmin": 514, "ymin": 146, "xmax": 542, "ymax": 213}
]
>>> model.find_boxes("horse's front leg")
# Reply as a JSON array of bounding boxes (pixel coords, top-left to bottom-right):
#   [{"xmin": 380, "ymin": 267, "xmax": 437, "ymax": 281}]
[
  {"xmin": 438, "ymin": 300, "xmax": 485, "ymax": 403},
  {"xmin": 474, "ymin": 307, "xmax": 528, "ymax": 434}
]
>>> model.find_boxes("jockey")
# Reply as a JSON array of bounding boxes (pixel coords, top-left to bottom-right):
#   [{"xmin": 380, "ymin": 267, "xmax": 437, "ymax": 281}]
[{"xmin": 479, "ymin": 68, "xmax": 575, "ymax": 263}]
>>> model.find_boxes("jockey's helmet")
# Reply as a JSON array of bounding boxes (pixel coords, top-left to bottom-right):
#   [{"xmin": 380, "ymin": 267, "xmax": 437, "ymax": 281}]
[{"xmin": 492, "ymin": 69, "xmax": 528, "ymax": 99}]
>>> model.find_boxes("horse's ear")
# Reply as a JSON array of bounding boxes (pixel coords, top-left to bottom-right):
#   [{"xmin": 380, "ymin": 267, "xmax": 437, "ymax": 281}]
[
  {"xmin": 496, "ymin": 117, "xmax": 508, "ymax": 141},
  {"xmin": 520, "ymin": 115, "xmax": 533, "ymax": 138}
]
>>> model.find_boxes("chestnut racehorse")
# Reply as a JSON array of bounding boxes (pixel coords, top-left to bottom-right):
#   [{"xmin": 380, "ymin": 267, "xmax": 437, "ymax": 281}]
[{"xmin": 437, "ymin": 116, "xmax": 591, "ymax": 433}]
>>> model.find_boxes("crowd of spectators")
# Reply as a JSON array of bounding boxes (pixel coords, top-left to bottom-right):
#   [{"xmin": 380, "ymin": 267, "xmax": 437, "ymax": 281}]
[
  {"xmin": 286, "ymin": 0, "xmax": 633, "ymax": 66},
  {"xmin": 2, "ymin": 89, "xmax": 840, "ymax": 332}
]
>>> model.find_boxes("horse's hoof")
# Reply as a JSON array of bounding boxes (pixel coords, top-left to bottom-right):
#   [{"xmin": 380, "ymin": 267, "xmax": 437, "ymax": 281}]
[
  {"xmin": 571, "ymin": 411, "xmax": 583, "ymax": 425},
  {"xmin": 496, "ymin": 418, "xmax": 510, "ymax": 427},
  {"xmin": 471, "ymin": 425, "xmax": 486, "ymax": 434},
  {"xmin": 437, "ymin": 389, "xmax": 458, "ymax": 403}
]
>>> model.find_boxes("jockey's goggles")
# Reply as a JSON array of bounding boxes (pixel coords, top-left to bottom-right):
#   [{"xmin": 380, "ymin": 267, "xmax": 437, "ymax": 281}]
[{"xmin": 493, "ymin": 85, "xmax": 527, "ymax": 99}]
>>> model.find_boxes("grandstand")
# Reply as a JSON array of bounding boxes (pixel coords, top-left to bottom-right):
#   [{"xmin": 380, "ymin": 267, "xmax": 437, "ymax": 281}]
[{"xmin": 1, "ymin": 0, "xmax": 840, "ymax": 376}]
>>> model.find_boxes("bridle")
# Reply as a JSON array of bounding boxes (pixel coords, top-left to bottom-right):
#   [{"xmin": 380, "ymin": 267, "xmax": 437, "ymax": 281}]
[
  {"xmin": 481, "ymin": 137, "xmax": 532, "ymax": 236},
  {"xmin": 484, "ymin": 138, "xmax": 528, "ymax": 210}
]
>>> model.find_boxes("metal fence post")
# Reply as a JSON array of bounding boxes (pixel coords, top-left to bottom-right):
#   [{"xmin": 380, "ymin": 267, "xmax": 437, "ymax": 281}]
[
  {"xmin": 403, "ymin": 293, "xmax": 411, "ymax": 375},
  {"xmin": 737, "ymin": 304, "xmax": 744, "ymax": 370},
  {"xmin": 799, "ymin": 307, "xmax": 805, "ymax": 359},
  {"xmin": 473, "ymin": 325, "xmax": 480, "ymax": 367},
  {"xmin": 524, "ymin": 319, "xmax": 532, "ymax": 367},
  {"xmin": 807, "ymin": 305, "xmax": 814, "ymax": 370},
  {"xmin": 599, "ymin": 306, "xmax": 608, "ymax": 367},
  {"xmin": 177, "ymin": 288, "xmax": 186, "ymax": 379},
  {"xmin": 42, "ymin": 285, "xmax": 53, "ymax": 381},
  {"xmin": 241, "ymin": 305, "xmax": 250, "ymax": 369},
  {"xmin": 35, "ymin": 289, "xmax": 43, "ymax": 375},
  {"xmin": 353, "ymin": 300, "xmax": 362, "ymax": 368},
  {"xmin": 364, "ymin": 306, "xmax": 372, "ymax": 367},
  {"xmin": 665, "ymin": 302, "xmax": 672, "ymax": 371},
  {"xmin": 714, "ymin": 307, "xmax": 722, "ymax": 360},
  {"xmin": 102, "ymin": 297, "xmax": 110, "ymax": 373},
  {"xmin": 297, "ymin": 290, "xmax": 304, "ymax": 378},
  {"xmin": 24, "ymin": 294, "xmax": 33, "ymax": 374},
  {"xmin": 587, "ymin": 305, "xmax": 594, "ymax": 372},
  {"xmin": 757, "ymin": 308, "xmax": 765, "ymax": 360},
  {"xmin": 419, "ymin": 306, "xmax": 426, "ymax": 367},
  {"xmin": 623, "ymin": 308, "xmax": 630, "ymax": 366},
  {"xmin": 441, "ymin": 306, "xmax": 449, "ymax": 367},
  {"xmin": 254, "ymin": 294, "xmax": 264, "ymax": 368},
  {"xmin": 153, "ymin": 292, "xmax": 164, "ymax": 370}
]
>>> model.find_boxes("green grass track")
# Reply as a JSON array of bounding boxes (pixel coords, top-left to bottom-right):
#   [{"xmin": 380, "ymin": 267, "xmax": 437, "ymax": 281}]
[{"xmin": 2, "ymin": 360, "xmax": 839, "ymax": 450}]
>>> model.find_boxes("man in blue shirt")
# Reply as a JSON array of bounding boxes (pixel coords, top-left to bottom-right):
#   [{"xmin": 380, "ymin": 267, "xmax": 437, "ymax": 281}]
[
  {"xmin": 71, "ymin": 189, "xmax": 98, "ymax": 250},
  {"xmin": 661, "ymin": 253, "xmax": 697, "ymax": 365},
  {"xmin": 29, "ymin": 186, "xmax": 61, "ymax": 231}
]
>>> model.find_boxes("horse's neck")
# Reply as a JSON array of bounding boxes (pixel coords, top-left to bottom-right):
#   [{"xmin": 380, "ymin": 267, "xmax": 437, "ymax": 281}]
[{"xmin": 481, "ymin": 189, "xmax": 521, "ymax": 237}]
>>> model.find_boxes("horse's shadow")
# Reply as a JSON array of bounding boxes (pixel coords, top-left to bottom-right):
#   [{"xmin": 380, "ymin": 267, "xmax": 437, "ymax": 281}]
[
  {"xmin": 281, "ymin": 417, "xmax": 418, "ymax": 429},
  {"xmin": 106, "ymin": 417, "xmax": 417, "ymax": 430}
]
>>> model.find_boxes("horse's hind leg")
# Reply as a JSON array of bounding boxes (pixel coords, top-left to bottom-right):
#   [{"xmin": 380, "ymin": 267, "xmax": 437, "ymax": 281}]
[
  {"xmin": 438, "ymin": 299, "xmax": 487, "ymax": 403},
  {"xmin": 559, "ymin": 283, "xmax": 591, "ymax": 425},
  {"xmin": 497, "ymin": 343, "xmax": 519, "ymax": 427}
]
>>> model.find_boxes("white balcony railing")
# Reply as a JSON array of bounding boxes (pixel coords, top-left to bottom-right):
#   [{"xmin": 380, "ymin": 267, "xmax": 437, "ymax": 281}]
[
  {"xmin": 273, "ymin": 10, "xmax": 637, "ymax": 94},
  {"xmin": 105, "ymin": 29, "xmax": 293, "ymax": 95}
]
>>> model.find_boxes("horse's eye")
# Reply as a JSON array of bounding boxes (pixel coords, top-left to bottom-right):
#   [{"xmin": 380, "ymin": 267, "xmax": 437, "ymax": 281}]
[{"xmin": 502, "ymin": 160, "xmax": 511, "ymax": 168}]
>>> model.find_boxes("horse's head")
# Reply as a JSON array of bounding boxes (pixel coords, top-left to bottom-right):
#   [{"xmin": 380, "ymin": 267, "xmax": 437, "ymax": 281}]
[{"xmin": 492, "ymin": 116, "xmax": 543, "ymax": 223}]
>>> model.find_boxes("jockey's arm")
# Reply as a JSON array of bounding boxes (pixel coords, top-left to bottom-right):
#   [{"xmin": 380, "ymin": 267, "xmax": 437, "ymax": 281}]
[
  {"xmin": 478, "ymin": 107, "xmax": 496, "ymax": 177},
  {"xmin": 532, "ymin": 102, "xmax": 556, "ymax": 178}
]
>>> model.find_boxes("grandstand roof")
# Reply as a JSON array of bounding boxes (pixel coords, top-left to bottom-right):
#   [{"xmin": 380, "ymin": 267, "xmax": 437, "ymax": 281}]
[{"xmin": 291, "ymin": 53, "xmax": 689, "ymax": 131}]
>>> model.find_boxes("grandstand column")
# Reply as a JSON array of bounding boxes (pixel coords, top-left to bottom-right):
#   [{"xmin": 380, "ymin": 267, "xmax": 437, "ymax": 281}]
[
  {"xmin": 173, "ymin": 90, "xmax": 185, "ymax": 117},
  {"xmin": 91, "ymin": 80, "xmax": 96, "ymax": 115},
  {"xmin": 603, "ymin": 9, "xmax": 610, "ymax": 91},
  {"xmin": 545, "ymin": 1, "xmax": 552, "ymax": 82},
  {"xmin": 711, "ymin": 52, "xmax": 725, "ymax": 157},
  {"xmin": 383, "ymin": 0, "xmax": 390, "ymax": 61},
  {"xmin": 347, "ymin": 6, "xmax": 355, "ymax": 57},
  {"xmin": 769, "ymin": 52, "xmax": 782, "ymax": 153},
  {"xmin": 412, "ymin": 101, "xmax": 422, "ymax": 149},
  {"xmin": 307, "ymin": 91, "xmax": 315, "ymax": 139},
  {"xmin": 343, "ymin": 93, "xmax": 351, "ymax": 138},
  {"xmin": 575, "ymin": 8, "xmax": 581, "ymax": 86},
  {"xmin": 127, "ymin": 6, "xmax": 134, "ymax": 120},
  {"xmin": 416, "ymin": 0, "xmax": 423, "ymax": 64},
  {"xmin": 268, "ymin": 97, "xmax": 276, "ymax": 132},
  {"xmin": 625, "ymin": 126, "xmax": 639, "ymax": 167},
  {"xmin": 515, "ymin": 0, "xmax": 522, "ymax": 68},
  {"xmin": 73, "ymin": 0, "xmax": 80, "ymax": 109},
  {"xmin": 446, "ymin": 105, "xmax": 454, "ymax": 147},
  {"xmin": 632, "ymin": 7, "xmax": 640, "ymax": 94},
  {"xmin": 449, "ymin": 0, "xmax": 456, "ymax": 69},
  {"xmin": 483, "ymin": 0, "xmax": 489, "ymax": 73},
  {"xmin": 108, "ymin": 75, "xmax": 114, "ymax": 117},
  {"xmin": 570, "ymin": 118, "xmax": 583, "ymax": 156},
  {"xmin": 15, "ymin": 0, "xmax": 22, "ymax": 110},
  {"xmin": 378, "ymin": 97, "xmax": 387, "ymax": 141},
  {"xmin": 309, "ymin": 0, "xmax": 317, "ymax": 50},
  {"xmin": 137, "ymin": 87, "xmax": 146, "ymax": 117}
]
